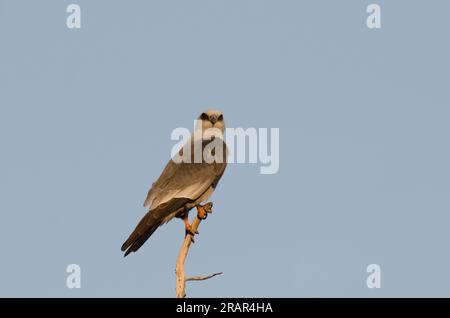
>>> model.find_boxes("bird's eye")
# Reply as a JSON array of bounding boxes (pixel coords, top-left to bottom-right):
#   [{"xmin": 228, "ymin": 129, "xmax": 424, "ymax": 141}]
[
  {"xmin": 218, "ymin": 114, "xmax": 223, "ymax": 121},
  {"xmin": 200, "ymin": 113, "xmax": 209, "ymax": 120}
]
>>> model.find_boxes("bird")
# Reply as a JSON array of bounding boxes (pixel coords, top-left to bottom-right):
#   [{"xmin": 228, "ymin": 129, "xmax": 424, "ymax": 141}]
[{"xmin": 121, "ymin": 109, "xmax": 227, "ymax": 257}]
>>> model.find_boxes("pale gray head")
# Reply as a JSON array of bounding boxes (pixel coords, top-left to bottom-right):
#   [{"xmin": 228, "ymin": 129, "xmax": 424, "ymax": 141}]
[{"xmin": 196, "ymin": 109, "xmax": 225, "ymax": 133}]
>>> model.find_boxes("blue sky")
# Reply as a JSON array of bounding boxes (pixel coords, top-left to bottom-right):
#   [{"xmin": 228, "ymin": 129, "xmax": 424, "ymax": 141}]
[{"xmin": 0, "ymin": 0, "xmax": 449, "ymax": 297}]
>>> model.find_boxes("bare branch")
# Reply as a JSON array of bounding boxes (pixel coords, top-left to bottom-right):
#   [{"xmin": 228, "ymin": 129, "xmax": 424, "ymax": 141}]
[
  {"xmin": 175, "ymin": 202, "xmax": 218, "ymax": 298},
  {"xmin": 186, "ymin": 272, "xmax": 223, "ymax": 282},
  {"xmin": 175, "ymin": 215, "xmax": 200, "ymax": 298}
]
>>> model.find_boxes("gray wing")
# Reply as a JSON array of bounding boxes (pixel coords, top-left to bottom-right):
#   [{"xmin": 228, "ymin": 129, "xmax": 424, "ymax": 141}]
[
  {"xmin": 144, "ymin": 138, "xmax": 227, "ymax": 210},
  {"xmin": 121, "ymin": 138, "xmax": 226, "ymax": 256}
]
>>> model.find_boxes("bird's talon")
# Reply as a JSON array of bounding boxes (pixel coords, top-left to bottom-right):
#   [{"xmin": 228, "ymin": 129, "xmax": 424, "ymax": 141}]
[
  {"xmin": 185, "ymin": 224, "xmax": 196, "ymax": 237},
  {"xmin": 203, "ymin": 202, "xmax": 213, "ymax": 213},
  {"xmin": 197, "ymin": 209, "xmax": 207, "ymax": 220},
  {"xmin": 197, "ymin": 202, "xmax": 213, "ymax": 220}
]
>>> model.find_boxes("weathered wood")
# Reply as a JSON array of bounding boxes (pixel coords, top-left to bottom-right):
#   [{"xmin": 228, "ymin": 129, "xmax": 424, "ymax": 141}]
[{"xmin": 175, "ymin": 203, "xmax": 220, "ymax": 298}]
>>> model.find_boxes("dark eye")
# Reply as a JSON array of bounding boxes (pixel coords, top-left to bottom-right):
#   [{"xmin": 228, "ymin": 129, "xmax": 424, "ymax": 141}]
[
  {"xmin": 200, "ymin": 113, "xmax": 209, "ymax": 120},
  {"xmin": 218, "ymin": 114, "xmax": 223, "ymax": 121}
]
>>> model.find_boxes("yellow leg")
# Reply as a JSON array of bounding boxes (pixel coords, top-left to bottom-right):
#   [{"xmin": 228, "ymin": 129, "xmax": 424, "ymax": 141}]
[
  {"xmin": 196, "ymin": 202, "xmax": 213, "ymax": 220},
  {"xmin": 183, "ymin": 214, "xmax": 196, "ymax": 236}
]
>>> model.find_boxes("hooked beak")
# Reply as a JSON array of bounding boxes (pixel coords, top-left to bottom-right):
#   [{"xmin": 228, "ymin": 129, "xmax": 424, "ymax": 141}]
[{"xmin": 209, "ymin": 116, "xmax": 217, "ymax": 124}]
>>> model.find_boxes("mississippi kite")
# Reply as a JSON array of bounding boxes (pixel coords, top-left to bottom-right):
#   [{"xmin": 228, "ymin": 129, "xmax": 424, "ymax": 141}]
[{"xmin": 121, "ymin": 109, "xmax": 227, "ymax": 257}]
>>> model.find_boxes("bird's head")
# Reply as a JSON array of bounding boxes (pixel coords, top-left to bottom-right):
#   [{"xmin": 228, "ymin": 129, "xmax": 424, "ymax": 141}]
[{"xmin": 196, "ymin": 109, "xmax": 225, "ymax": 134}]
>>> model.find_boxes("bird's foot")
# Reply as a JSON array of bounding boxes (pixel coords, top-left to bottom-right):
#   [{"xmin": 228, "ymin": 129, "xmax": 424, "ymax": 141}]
[
  {"xmin": 185, "ymin": 224, "xmax": 197, "ymax": 236},
  {"xmin": 197, "ymin": 202, "xmax": 213, "ymax": 220},
  {"xmin": 183, "ymin": 215, "xmax": 198, "ymax": 242}
]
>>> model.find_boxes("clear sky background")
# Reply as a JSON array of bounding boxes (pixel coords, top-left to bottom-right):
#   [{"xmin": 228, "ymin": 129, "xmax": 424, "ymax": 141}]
[{"xmin": 1, "ymin": 0, "xmax": 449, "ymax": 297}]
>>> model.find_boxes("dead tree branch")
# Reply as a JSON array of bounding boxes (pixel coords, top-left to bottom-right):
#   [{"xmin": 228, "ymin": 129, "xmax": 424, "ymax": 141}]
[
  {"xmin": 186, "ymin": 272, "xmax": 223, "ymax": 282},
  {"xmin": 175, "ymin": 202, "xmax": 221, "ymax": 298}
]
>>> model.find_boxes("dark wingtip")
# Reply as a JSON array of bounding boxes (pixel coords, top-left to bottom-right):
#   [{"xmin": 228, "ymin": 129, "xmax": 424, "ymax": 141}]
[
  {"xmin": 123, "ymin": 251, "xmax": 130, "ymax": 257},
  {"xmin": 121, "ymin": 238, "xmax": 131, "ymax": 252},
  {"xmin": 121, "ymin": 240, "xmax": 131, "ymax": 257}
]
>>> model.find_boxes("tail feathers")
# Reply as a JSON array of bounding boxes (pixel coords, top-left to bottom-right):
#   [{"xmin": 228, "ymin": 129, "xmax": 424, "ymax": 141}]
[{"xmin": 121, "ymin": 212, "xmax": 162, "ymax": 257}]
